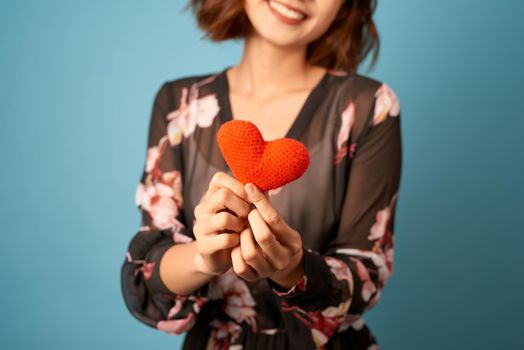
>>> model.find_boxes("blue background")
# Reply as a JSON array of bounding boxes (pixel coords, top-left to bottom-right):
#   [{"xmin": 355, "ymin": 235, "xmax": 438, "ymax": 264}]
[{"xmin": 1, "ymin": 1, "xmax": 522, "ymax": 349}]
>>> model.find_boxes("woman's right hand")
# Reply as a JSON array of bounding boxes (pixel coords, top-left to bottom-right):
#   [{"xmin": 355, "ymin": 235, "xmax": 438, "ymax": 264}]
[{"xmin": 192, "ymin": 172, "xmax": 252, "ymax": 276}]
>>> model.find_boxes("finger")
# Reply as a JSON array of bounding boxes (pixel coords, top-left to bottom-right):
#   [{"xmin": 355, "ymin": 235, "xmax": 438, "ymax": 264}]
[
  {"xmin": 209, "ymin": 211, "xmax": 247, "ymax": 234},
  {"xmin": 194, "ymin": 211, "xmax": 246, "ymax": 237},
  {"xmin": 244, "ymin": 183, "xmax": 286, "ymax": 230},
  {"xmin": 198, "ymin": 233, "xmax": 240, "ymax": 256},
  {"xmin": 201, "ymin": 187, "xmax": 251, "ymax": 219},
  {"xmin": 247, "ymin": 209, "xmax": 290, "ymax": 270},
  {"xmin": 244, "ymin": 183, "xmax": 298, "ymax": 250},
  {"xmin": 208, "ymin": 171, "xmax": 250, "ymax": 203},
  {"xmin": 239, "ymin": 225, "xmax": 274, "ymax": 277},
  {"xmin": 231, "ymin": 245, "xmax": 258, "ymax": 281}
]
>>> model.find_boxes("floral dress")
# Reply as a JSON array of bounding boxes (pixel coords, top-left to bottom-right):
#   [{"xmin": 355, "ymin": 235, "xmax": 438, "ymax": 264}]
[{"xmin": 120, "ymin": 65, "xmax": 402, "ymax": 350}]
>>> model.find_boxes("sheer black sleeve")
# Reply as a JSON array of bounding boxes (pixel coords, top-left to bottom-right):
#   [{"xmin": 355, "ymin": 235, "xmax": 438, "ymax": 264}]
[{"xmin": 120, "ymin": 82, "xmax": 210, "ymax": 335}]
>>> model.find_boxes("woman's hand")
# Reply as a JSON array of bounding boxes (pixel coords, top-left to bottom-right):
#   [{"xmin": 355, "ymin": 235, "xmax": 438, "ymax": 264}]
[
  {"xmin": 231, "ymin": 183, "xmax": 304, "ymax": 289},
  {"xmin": 192, "ymin": 172, "xmax": 251, "ymax": 276}
]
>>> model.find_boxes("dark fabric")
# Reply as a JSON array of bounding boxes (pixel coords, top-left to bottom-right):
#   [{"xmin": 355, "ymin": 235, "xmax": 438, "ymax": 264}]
[{"xmin": 120, "ymin": 66, "xmax": 403, "ymax": 349}]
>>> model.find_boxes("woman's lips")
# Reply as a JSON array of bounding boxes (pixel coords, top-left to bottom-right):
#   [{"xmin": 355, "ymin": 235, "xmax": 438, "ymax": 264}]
[{"xmin": 267, "ymin": 0, "xmax": 308, "ymax": 26}]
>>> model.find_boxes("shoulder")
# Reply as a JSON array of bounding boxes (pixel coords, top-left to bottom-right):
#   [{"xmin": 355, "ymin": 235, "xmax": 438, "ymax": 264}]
[
  {"xmin": 328, "ymin": 70, "xmax": 401, "ymax": 145},
  {"xmin": 154, "ymin": 70, "xmax": 222, "ymax": 110},
  {"xmin": 330, "ymin": 70, "xmax": 400, "ymax": 114},
  {"xmin": 165, "ymin": 70, "xmax": 220, "ymax": 90}
]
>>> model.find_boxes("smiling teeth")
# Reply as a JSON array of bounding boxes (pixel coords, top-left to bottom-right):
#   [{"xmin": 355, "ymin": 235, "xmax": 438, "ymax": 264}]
[{"xmin": 269, "ymin": 1, "xmax": 306, "ymax": 20}]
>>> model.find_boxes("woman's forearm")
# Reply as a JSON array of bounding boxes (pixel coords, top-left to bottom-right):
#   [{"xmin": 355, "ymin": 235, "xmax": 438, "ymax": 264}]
[{"xmin": 159, "ymin": 241, "xmax": 215, "ymax": 296}]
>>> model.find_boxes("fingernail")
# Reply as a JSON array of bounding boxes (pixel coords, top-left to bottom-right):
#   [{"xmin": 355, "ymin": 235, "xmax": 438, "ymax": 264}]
[{"xmin": 245, "ymin": 183, "xmax": 256, "ymax": 196}]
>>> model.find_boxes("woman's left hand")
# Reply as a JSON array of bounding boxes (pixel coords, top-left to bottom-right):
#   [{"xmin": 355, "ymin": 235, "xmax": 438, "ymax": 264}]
[{"xmin": 231, "ymin": 183, "xmax": 304, "ymax": 288}]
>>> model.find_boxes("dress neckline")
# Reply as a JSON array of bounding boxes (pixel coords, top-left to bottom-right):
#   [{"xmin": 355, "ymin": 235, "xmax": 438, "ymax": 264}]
[{"xmin": 215, "ymin": 65, "xmax": 330, "ymax": 140}]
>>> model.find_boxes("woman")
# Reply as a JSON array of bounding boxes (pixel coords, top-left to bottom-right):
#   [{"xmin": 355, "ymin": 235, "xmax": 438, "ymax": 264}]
[{"xmin": 121, "ymin": 0, "xmax": 402, "ymax": 349}]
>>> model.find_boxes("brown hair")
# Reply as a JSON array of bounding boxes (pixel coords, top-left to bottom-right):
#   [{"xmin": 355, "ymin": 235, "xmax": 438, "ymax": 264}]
[{"xmin": 183, "ymin": 0, "xmax": 380, "ymax": 73}]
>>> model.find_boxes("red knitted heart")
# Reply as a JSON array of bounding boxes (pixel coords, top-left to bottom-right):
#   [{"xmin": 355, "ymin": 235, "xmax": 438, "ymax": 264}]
[{"xmin": 217, "ymin": 120, "xmax": 310, "ymax": 192}]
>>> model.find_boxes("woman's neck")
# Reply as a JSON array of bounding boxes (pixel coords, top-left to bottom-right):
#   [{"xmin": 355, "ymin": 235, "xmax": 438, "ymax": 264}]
[{"xmin": 227, "ymin": 33, "xmax": 326, "ymax": 99}]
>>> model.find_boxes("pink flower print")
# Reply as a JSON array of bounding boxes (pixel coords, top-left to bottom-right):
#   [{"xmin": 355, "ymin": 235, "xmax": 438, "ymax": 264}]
[
  {"xmin": 173, "ymin": 230, "xmax": 193, "ymax": 244},
  {"xmin": 210, "ymin": 269, "xmax": 257, "ymax": 331},
  {"xmin": 138, "ymin": 225, "xmax": 150, "ymax": 232},
  {"xmin": 350, "ymin": 316, "xmax": 366, "ymax": 331},
  {"xmin": 338, "ymin": 313, "xmax": 364, "ymax": 332},
  {"xmin": 145, "ymin": 135, "xmax": 169, "ymax": 178},
  {"xmin": 372, "ymin": 83, "xmax": 400, "ymax": 126},
  {"xmin": 135, "ymin": 180, "xmax": 180, "ymax": 230},
  {"xmin": 337, "ymin": 101, "xmax": 355, "ymax": 151},
  {"xmin": 166, "ymin": 83, "xmax": 220, "ymax": 146},
  {"xmin": 136, "ymin": 132, "xmax": 186, "ymax": 231},
  {"xmin": 351, "ymin": 258, "xmax": 376, "ymax": 302},
  {"xmin": 366, "ymin": 289, "xmax": 383, "ymax": 311},
  {"xmin": 368, "ymin": 205, "xmax": 393, "ymax": 241},
  {"xmin": 311, "ymin": 329, "xmax": 330, "ymax": 349},
  {"xmin": 209, "ymin": 319, "xmax": 243, "ymax": 350},
  {"xmin": 348, "ymin": 143, "xmax": 357, "ymax": 159},
  {"xmin": 324, "ymin": 256, "xmax": 353, "ymax": 294},
  {"xmin": 370, "ymin": 214, "xmax": 393, "ymax": 273},
  {"xmin": 369, "ymin": 191, "xmax": 398, "ymax": 275},
  {"xmin": 166, "ymin": 117, "xmax": 184, "ymax": 147},
  {"xmin": 168, "ymin": 296, "xmax": 187, "ymax": 318},
  {"xmin": 145, "ymin": 144, "xmax": 161, "ymax": 174},
  {"xmin": 271, "ymin": 275, "xmax": 307, "ymax": 296},
  {"xmin": 280, "ymin": 301, "xmax": 342, "ymax": 349},
  {"xmin": 157, "ymin": 312, "xmax": 196, "ymax": 335},
  {"xmin": 385, "ymin": 244, "xmax": 394, "ymax": 276},
  {"xmin": 192, "ymin": 294, "xmax": 208, "ymax": 313},
  {"xmin": 335, "ymin": 248, "xmax": 391, "ymax": 291},
  {"xmin": 160, "ymin": 169, "xmax": 183, "ymax": 209},
  {"xmin": 259, "ymin": 328, "xmax": 279, "ymax": 335},
  {"xmin": 137, "ymin": 261, "xmax": 155, "ymax": 280},
  {"xmin": 156, "ymin": 295, "xmax": 207, "ymax": 335},
  {"xmin": 373, "ymin": 233, "xmax": 394, "ymax": 278},
  {"xmin": 277, "ymin": 256, "xmax": 358, "ymax": 349},
  {"xmin": 326, "ymin": 68, "xmax": 349, "ymax": 77},
  {"xmin": 334, "ymin": 100, "xmax": 355, "ymax": 164}
]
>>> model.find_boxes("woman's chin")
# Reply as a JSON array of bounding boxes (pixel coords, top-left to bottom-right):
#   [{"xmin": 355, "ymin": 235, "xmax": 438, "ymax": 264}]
[{"xmin": 249, "ymin": 25, "xmax": 310, "ymax": 48}]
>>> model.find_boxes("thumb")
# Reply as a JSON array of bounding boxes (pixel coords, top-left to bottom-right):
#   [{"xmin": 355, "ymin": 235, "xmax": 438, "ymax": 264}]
[
  {"xmin": 245, "ymin": 183, "xmax": 269, "ymax": 206},
  {"xmin": 245, "ymin": 183, "xmax": 282, "ymax": 227}
]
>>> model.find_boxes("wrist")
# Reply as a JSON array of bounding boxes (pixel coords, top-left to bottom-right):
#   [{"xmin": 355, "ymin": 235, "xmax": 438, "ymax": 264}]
[
  {"xmin": 192, "ymin": 250, "xmax": 218, "ymax": 277},
  {"xmin": 270, "ymin": 248, "xmax": 304, "ymax": 290}
]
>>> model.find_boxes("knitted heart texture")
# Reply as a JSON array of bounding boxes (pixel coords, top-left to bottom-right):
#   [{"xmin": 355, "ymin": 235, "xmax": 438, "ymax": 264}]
[{"xmin": 216, "ymin": 119, "xmax": 310, "ymax": 192}]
